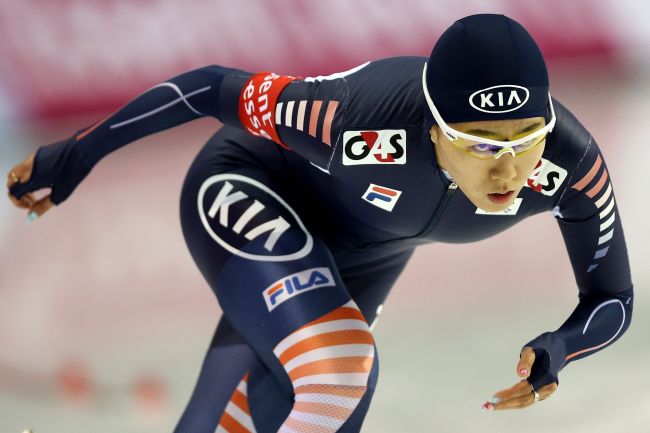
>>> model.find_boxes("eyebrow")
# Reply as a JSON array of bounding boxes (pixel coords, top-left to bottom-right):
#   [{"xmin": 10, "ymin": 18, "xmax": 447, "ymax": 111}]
[{"xmin": 464, "ymin": 122, "xmax": 544, "ymax": 140}]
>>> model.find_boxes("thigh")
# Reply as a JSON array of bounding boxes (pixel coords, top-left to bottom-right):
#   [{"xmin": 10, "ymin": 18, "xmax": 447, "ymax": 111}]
[
  {"xmin": 175, "ymin": 317, "xmax": 262, "ymax": 433},
  {"xmin": 179, "ymin": 126, "xmax": 378, "ymax": 432},
  {"xmin": 340, "ymin": 249, "xmax": 415, "ymax": 329}
]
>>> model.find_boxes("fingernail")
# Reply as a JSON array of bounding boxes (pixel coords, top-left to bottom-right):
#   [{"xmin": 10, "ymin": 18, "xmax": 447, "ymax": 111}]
[
  {"xmin": 519, "ymin": 369, "xmax": 528, "ymax": 376},
  {"xmin": 488, "ymin": 396, "xmax": 501, "ymax": 404},
  {"xmin": 26, "ymin": 212, "xmax": 38, "ymax": 224},
  {"xmin": 482, "ymin": 402, "xmax": 494, "ymax": 411}
]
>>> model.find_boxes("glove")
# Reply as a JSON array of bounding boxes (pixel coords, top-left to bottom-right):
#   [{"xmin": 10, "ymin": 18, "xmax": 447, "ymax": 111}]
[
  {"xmin": 9, "ymin": 134, "xmax": 93, "ymax": 205},
  {"xmin": 523, "ymin": 332, "xmax": 567, "ymax": 391}
]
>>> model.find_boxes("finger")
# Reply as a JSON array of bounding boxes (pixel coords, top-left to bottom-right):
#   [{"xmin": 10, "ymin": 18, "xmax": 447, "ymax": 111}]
[
  {"xmin": 6, "ymin": 153, "xmax": 35, "ymax": 187},
  {"xmin": 493, "ymin": 379, "xmax": 532, "ymax": 402},
  {"xmin": 7, "ymin": 191, "xmax": 31, "ymax": 209},
  {"xmin": 7, "ymin": 188, "xmax": 36, "ymax": 208},
  {"xmin": 517, "ymin": 347, "xmax": 536, "ymax": 378},
  {"xmin": 492, "ymin": 381, "xmax": 558, "ymax": 411},
  {"xmin": 493, "ymin": 391, "xmax": 536, "ymax": 410},
  {"xmin": 6, "ymin": 167, "xmax": 22, "ymax": 188},
  {"xmin": 537, "ymin": 381, "xmax": 558, "ymax": 401},
  {"xmin": 6, "ymin": 173, "xmax": 35, "ymax": 207},
  {"xmin": 19, "ymin": 193, "xmax": 35, "ymax": 208},
  {"xmin": 29, "ymin": 195, "xmax": 54, "ymax": 218}
]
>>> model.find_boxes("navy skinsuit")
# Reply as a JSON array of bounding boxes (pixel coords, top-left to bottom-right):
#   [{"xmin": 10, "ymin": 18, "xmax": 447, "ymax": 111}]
[{"xmin": 10, "ymin": 57, "xmax": 634, "ymax": 433}]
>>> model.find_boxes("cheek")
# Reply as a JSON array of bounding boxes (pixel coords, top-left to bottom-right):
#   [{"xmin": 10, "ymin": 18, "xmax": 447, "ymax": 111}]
[
  {"xmin": 453, "ymin": 161, "xmax": 491, "ymax": 194},
  {"xmin": 517, "ymin": 144, "xmax": 546, "ymax": 179},
  {"xmin": 522, "ymin": 148, "xmax": 544, "ymax": 178}
]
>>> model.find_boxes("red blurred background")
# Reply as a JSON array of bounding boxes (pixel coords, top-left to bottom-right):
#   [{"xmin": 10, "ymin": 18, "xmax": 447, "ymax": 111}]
[{"xmin": 1, "ymin": 1, "xmax": 648, "ymax": 432}]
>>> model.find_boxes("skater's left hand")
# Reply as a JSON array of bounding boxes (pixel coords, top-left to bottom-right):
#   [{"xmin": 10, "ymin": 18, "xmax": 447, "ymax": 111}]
[{"xmin": 482, "ymin": 347, "xmax": 558, "ymax": 410}]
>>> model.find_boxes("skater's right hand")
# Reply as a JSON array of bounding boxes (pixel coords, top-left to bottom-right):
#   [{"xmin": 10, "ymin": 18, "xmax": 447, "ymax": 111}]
[{"xmin": 7, "ymin": 136, "xmax": 94, "ymax": 221}]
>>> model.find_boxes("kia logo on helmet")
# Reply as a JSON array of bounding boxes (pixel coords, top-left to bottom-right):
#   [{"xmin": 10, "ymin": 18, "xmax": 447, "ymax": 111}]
[{"xmin": 469, "ymin": 85, "xmax": 530, "ymax": 114}]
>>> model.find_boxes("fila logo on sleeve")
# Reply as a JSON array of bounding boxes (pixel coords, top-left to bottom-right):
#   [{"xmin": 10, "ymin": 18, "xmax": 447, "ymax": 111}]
[
  {"xmin": 362, "ymin": 183, "xmax": 402, "ymax": 212},
  {"xmin": 343, "ymin": 130, "xmax": 406, "ymax": 165}
]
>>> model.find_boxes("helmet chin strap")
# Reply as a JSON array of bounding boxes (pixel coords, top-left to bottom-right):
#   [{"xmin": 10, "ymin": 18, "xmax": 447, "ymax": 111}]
[{"xmin": 494, "ymin": 147, "xmax": 516, "ymax": 159}]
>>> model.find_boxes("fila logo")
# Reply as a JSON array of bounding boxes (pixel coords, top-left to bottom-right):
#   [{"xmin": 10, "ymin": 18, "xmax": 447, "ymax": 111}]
[
  {"xmin": 525, "ymin": 158, "xmax": 568, "ymax": 196},
  {"xmin": 476, "ymin": 198, "xmax": 523, "ymax": 216},
  {"xmin": 343, "ymin": 130, "xmax": 406, "ymax": 165},
  {"xmin": 197, "ymin": 174, "xmax": 313, "ymax": 262},
  {"xmin": 263, "ymin": 267, "xmax": 335, "ymax": 312},
  {"xmin": 362, "ymin": 183, "xmax": 402, "ymax": 212},
  {"xmin": 469, "ymin": 85, "xmax": 530, "ymax": 114}
]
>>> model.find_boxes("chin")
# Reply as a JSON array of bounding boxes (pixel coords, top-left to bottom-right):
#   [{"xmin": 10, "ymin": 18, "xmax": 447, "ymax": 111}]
[{"xmin": 472, "ymin": 195, "xmax": 517, "ymax": 213}]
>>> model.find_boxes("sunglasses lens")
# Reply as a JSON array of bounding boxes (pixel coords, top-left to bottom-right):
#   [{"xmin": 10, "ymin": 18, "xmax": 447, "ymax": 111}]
[
  {"xmin": 466, "ymin": 142, "xmax": 500, "ymax": 158},
  {"xmin": 512, "ymin": 135, "xmax": 543, "ymax": 153},
  {"xmin": 460, "ymin": 133, "xmax": 546, "ymax": 159}
]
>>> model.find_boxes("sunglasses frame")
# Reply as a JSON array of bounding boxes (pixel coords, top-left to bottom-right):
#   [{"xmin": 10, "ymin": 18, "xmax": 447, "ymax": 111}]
[{"xmin": 451, "ymin": 132, "xmax": 548, "ymax": 159}]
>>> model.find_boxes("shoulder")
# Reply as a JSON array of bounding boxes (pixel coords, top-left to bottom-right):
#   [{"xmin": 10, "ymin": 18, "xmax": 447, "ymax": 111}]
[
  {"xmin": 279, "ymin": 56, "xmax": 427, "ymax": 129},
  {"xmin": 543, "ymin": 97, "xmax": 594, "ymax": 168},
  {"xmin": 527, "ymin": 98, "xmax": 598, "ymax": 204},
  {"xmin": 342, "ymin": 56, "xmax": 428, "ymax": 127},
  {"xmin": 541, "ymin": 97, "xmax": 617, "ymax": 216}
]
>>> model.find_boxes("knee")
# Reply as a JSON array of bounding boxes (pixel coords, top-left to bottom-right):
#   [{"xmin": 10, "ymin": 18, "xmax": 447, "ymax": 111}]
[{"xmin": 273, "ymin": 299, "xmax": 377, "ymax": 391}]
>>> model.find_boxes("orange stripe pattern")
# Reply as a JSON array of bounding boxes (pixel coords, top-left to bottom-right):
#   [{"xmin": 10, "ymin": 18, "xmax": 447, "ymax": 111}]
[
  {"xmin": 571, "ymin": 154, "xmax": 602, "ymax": 191},
  {"xmin": 274, "ymin": 300, "xmax": 374, "ymax": 433},
  {"xmin": 585, "ymin": 169, "xmax": 609, "ymax": 199},
  {"xmin": 566, "ymin": 152, "xmax": 617, "ymax": 273},
  {"xmin": 322, "ymin": 101, "xmax": 339, "ymax": 146},
  {"xmin": 309, "ymin": 101, "xmax": 322, "ymax": 138},
  {"xmin": 275, "ymin": 99, "xmax": 340, "ymax": 147},
  {"xmin": 216, "ymin": 373, "xmax": 257, "ymax": 433}
]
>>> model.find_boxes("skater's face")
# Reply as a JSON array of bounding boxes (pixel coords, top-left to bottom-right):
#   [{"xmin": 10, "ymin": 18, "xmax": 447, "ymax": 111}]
[{"xmin": 430, "ymin": 117, "xmax": 546, "ymax": 213}]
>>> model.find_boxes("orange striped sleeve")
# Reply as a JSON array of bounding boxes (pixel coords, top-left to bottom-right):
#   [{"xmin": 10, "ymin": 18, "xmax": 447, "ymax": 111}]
[
  {"xmin": 571, "ymin": 154, "xmax": 602, "ymax": 191},
  {"xmin": 293, "ymin": 401, "xmax": 355, "ymax": 420},
  {"xmin": 288, "ymin": 356, "xmax": 374, "ymax": 381},
  {"xmin": 219, "ymin": 412, "xmax": 252, "ymax": 433},
  {"xmin": 586, "ymin": 169, "xmax": 609, "ymax": 199},
  {"xmin": 297, "ymin": 307, "xmax": 367, "ymax": 331},
  {"xmin": 294, "ymin": 384, "xmax": 367, "ymax": 398},
  {"xmin": 230, "ymin": 389, "xmax": 250, "ymax": 415},
  {"xmin": 278, "ymin": 331, "xmax": 374, "ymax": 365}
]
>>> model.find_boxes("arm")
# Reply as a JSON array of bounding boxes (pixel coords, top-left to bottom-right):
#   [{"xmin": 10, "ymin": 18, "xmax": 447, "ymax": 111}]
[
  {"xmin": 9, "ymin": 63, "xmax": 350, "ymax": 206},
  {"xmin": 74, "ymin": 65, "xmax": 251, "ymax": 166},
  {"xmin": 9, "ymin": 65, "xmax": 252, "ymax": 205},
  {"xmin": 524, "ymin": 136, "xmax": 634, "ymax": 391}
]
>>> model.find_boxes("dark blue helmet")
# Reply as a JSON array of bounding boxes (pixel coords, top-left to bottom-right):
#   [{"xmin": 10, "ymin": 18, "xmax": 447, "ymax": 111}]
[{"xmin": 424, "ymin": 14, "xmax": 550, "ymax": 125}]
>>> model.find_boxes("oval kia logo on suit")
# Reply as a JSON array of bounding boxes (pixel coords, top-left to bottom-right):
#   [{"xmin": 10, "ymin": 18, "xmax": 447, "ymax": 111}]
[{"xmin": 197, "ymin": 174, "xmax": 313, "ymax": 262}]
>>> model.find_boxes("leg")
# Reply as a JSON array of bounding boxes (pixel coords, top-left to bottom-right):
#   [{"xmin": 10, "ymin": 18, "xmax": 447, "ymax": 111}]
[
  {"xmin": 175, "ymin": 249, "xmax": 413, "ymax": 433},
  {"xmin": 177, "ymin": 127, "xmax": 380, "ymax": 433},
  {"xmin": 174, "ymin": 317, "xmax": 260, "ymax": 433}
]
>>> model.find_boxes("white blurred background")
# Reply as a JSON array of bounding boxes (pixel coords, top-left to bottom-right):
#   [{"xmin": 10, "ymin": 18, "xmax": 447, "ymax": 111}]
[{"xmin": 1, "ymin": 1, "xmax": 648, "ymax": 432}]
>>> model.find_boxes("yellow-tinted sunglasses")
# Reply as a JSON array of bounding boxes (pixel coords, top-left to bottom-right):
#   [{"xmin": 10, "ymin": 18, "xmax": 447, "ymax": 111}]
[{"xmin": 451, "ymin": 131, "xmax": 548, "ymax": 159}]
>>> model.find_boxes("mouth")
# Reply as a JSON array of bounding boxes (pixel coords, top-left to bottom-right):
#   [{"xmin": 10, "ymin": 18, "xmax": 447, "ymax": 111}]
[{"xmin": 487, "ymin": 190, "xmax": 515, "ymax": 204}]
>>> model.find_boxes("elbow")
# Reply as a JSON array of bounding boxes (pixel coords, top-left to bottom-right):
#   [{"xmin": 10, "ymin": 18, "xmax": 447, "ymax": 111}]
[{"xmin": 619, "ymin": 286, "xmax": 634, "ymax": 336}]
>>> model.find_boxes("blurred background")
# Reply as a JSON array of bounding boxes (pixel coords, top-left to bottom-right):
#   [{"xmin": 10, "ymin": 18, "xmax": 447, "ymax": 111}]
[{"xmin": 1, "ymin": 0, "xmax": 648, "ymax": 432}]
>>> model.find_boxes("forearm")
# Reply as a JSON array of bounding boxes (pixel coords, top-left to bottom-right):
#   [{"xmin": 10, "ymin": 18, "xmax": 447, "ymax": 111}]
[
  {"xmin": 525, "ymin": 287, "xmax": 633, "ymax": 388},
  {"xmin": 557, "ymin": 287, "xmax": 633, "ymax": 363},
  {"xmin": 74, "ymin": 65, "xmax": 249, "ymax": 166}
]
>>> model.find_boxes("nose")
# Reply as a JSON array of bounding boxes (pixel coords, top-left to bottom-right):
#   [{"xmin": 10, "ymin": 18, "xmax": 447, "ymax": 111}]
[{"xmin": 490, "ymin": 157, "xmax": 517, "ymax": 183}]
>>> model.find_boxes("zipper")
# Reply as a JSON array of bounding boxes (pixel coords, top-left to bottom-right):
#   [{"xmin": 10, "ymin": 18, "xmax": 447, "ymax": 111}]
[{"xmin": 421, "ymin": 179, "xmax": 458, "ymax": 236}]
